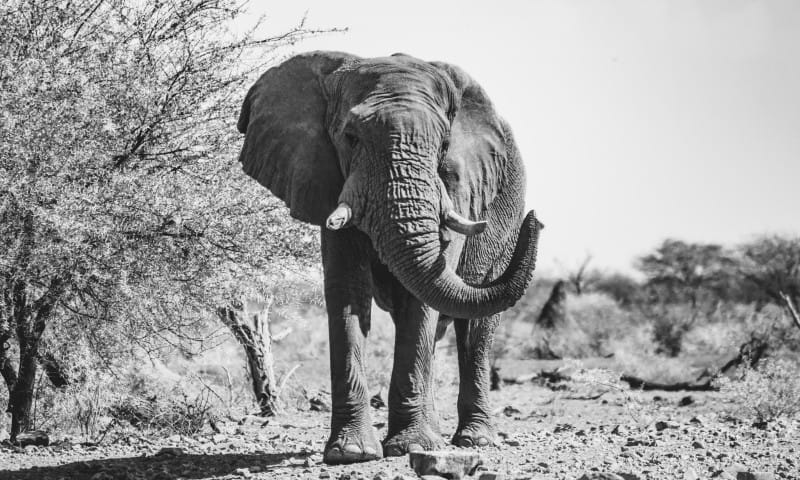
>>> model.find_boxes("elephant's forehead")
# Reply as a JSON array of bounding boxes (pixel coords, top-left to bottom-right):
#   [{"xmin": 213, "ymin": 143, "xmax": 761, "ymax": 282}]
[{"xmin": 331, "ymin": 56, "xmax": 455, "ymax": 107}]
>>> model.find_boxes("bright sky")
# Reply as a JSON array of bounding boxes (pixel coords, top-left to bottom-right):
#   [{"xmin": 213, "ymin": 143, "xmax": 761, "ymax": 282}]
[{"xmin": 245, "ymin": 0, "xmax": 800, "ymax": 275}]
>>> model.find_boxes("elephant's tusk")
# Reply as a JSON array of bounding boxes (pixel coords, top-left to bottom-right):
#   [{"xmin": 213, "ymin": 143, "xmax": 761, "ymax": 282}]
[
  {"xmin": 444, "ymin": 210, "xmax": 488, "ymax": 236},
  {"xmin": 326, "ymin": 203, "xmax": 352, "ymax": 230}
]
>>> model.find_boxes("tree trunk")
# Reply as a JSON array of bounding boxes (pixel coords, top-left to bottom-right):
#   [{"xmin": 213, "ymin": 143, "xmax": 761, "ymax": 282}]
[
  {"xmin": 0, "ymin": 329, "xmax": 17, "ymax": 396},
  {"xmin": 217, "ymin": 301, "xmax": 278, "ymax": 416},
  {"xmin": 9, "ymin": 342, "xmax": 38, "ymax": 440},
  {"xmin": 7, "ymin": 276, "xmax": 67, "ymax": 440}
]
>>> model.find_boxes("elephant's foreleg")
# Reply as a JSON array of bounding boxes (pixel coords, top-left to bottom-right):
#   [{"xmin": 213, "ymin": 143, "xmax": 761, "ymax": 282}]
[
  {"xmin": 452, "ymin": 315, "xmax": 500, "ymax": 447},
  {"xmin": 383, "ymin": 295, "xmax": 445, "ymax": 457},
  {"xmin": 321, "ymin": 228, "xmax": 382, "ymax": 465}
]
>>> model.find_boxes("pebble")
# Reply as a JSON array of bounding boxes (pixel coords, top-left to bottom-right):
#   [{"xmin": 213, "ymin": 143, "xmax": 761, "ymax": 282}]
[
  {"xmin": 154, "ymin": 447, "xmax": 185, "ymax": 456},
  {"xmin": 577, "ymin": 473, "xmax": 625, "ymax": 480},
  {"xmin": 655, "ymin": 421, "xmax": 679, "ymax": 431},
  {"xmin": 409, "ymin": 451, "xmax": 484, "ymax": 480},
  {"xmin": 478, "ymin": 472, "xmax": 506, "ymax": 480}
]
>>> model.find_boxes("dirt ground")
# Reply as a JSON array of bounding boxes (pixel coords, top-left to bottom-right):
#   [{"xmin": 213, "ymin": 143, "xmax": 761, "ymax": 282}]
[{"xmin": 1, "ymin": 358, "xmax": 797, "ymax": 480}]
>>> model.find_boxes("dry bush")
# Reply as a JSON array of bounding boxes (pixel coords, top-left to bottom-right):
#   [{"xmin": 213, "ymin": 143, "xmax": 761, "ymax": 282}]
[
  {"xmin": 494, "ymin": 292, "xmax": 637, "ymax": 360},
  {"xmin": 567, "ymin": 292, "xmax": 634, "ymax": 355},
  {"xmin": 716, "ymin": 357, "xmax": 800, "ymax": 423}
]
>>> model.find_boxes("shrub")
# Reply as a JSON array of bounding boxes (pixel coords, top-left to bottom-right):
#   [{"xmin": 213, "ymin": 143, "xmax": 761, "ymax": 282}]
[
  {"xmin": 109, "ymin": 390, "xmax": 215, "ymax": 436},
  {"xmin": 716, "ymin": 357, "xmax": 800, "ymax": 423},
  {"xmin": 645, "ymin": 305, "xmax": 694, "ymax": 357}
]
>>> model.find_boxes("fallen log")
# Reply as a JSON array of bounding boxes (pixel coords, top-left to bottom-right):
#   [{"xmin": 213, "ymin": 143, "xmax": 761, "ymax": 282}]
[
  {"xmin": 503, "ymin": 368, "xmax": 571, "ymax": 386},
  {"xmin": 618, "ymin": 375, "xmax": 716, "ymax": 392}
]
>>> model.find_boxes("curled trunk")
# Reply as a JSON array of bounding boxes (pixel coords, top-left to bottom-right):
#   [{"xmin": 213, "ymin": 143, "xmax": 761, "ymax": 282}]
[{"xmin": 367, "ymin": 169, "xmax": 541, "ymax": 319}]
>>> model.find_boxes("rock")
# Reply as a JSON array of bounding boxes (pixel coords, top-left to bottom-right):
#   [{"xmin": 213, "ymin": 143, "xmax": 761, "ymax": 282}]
[
  {"xmin": 155, "ymin": 447, "xmax": 185, "ymax": 456},
  {"xmin": 504, "ymin": 439, "xmax": 521, "ymax": 447},
  {"xmin": 691, "ymin": 441, "xmax": 704, "ymax": 449},
  {"xmin": 734, "ymin": 472, "xmax": 775, "ymax": 480},
  {"xmin": 309, "ymin": 394, "xmax": 331, "ymax": 412},
  {"xmin": 392, "ymin": 476, "xmax": 417, "ymax": 480},
  {"xmin": 15, "ymin": 431, "xmax": 49, "ymax": 447},
  {"xmin": 625, "ymin": 437, "xmax": 657, "ymax": 447},
  {"xmin": 553, "ymin": 423, "xmax": 573, "ymax": 433},
  {"xmin": 577, "ymin": 474, "xmax": 625, "ymax": 480},
  {"xmin": 611, "ymin": 424, "xmax": 628, "ymax": 436},
  {"xmin": 319, "ymin": 472, "xmax": 331, "ymax": 479},
  {"xmin": 234, "ymin": 468, "xmax": 252, "ymax": 478},
  {"xmin": 678, "ymin": 396, "xmax": 694, "ymax": 406},
  {"xmin": 478, "ymin": 472, "xmax": 506, "ymax": 480},
  {"xmin": 684, "ymin": 468, "xmax": 700, "ymax": 480},
  {"xmin": 654, "ymin": 421, "xmax": 678, "ymax": 431},
  {"xmin": 502, "ymin": 405, "xmax": 521, "ymax": 416},
  {"xmin": 409, "ymin": 451, "xmax": 484, "ymax": 480}
]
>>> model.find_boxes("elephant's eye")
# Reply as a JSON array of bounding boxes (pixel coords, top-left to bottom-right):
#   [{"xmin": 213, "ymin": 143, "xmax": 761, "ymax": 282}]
[
  {"xmin": 344, "ymin": 132, "xmax": 359, "ymax": 149},
  {"xmin": 439, "ymin": 138, "xmax": 450, "ymax": 158}
]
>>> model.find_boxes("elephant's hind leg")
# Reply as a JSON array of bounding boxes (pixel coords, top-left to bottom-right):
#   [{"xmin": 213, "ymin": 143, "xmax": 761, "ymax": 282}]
[
  {"xmin": 383, "ymin": 294, "xmax": 446, "ymax": 457},
  {"xmin": 451, "ymin": 315, "xmax": 501, "ymax": 448},
  {"xmin": 321, "ymin": 229, "xmax": 382, "ymax": 465}
]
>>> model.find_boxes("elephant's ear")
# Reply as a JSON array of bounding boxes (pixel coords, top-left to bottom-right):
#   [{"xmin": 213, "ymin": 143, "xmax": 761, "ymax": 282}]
[
  {"xmin": 430, "ymin": 62, "xmax": 511, "ymax": 219},
  {"xmin": 237, "ymin": 51, "xmax": 358, "ymax": 225}
]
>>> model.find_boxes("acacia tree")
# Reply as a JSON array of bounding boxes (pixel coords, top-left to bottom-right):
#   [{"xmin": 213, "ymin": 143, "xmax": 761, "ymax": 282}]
[
  {"xmin": 738, "ymin": 235, "xmax": 800, "ymax": 309},
  {"xmin": 636, "ymin": 239, "xmax": 735, "ymax": 308},
  {"xmin": 0, "ymin": 0, "xmax": 330, "ymax": 439}
]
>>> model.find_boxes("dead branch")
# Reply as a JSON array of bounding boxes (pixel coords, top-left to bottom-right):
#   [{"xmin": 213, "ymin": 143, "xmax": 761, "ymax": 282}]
[
  {"xmin": 618, "ymin": 375, "xmax": 716, "ymax": 391},
  {"xmin": 277, "ymin": 364, "xmax": 300, "ymax": 396},
  {"xmin": 272, "ymin": 328, "xmax": 293, "ymax": 342},
  {"xmin": 780, "ymin": 291, "xmax": 800, "ymax": 331}
]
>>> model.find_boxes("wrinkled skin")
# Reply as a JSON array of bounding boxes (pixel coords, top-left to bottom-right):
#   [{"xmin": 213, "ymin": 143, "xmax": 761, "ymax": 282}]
[{"xmin": 237, "ymin": 52, "xmax": 542, "ymax": 464}]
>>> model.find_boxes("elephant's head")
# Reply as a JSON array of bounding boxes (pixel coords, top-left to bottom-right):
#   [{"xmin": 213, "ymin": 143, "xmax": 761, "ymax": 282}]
[{"xmin": 237, "ymin": 51, "xmax": 540, "ymax": 318}]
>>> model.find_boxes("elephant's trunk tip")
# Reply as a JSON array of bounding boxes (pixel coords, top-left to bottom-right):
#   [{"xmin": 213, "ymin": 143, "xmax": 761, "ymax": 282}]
[{"xmin": 326, "ymin": 203, "xmax": 352, "ymax": 230}]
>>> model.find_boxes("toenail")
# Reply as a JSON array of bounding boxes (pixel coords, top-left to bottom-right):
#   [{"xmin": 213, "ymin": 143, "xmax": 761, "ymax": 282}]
[
  {"xmin": 407, "ymin": 443, "xmax": 423, "ymax": 453},
  {"xmin": 343, "ymin": 444, "xmax": 361, "ymax": 454},
  {"xmin": 363, "ymin": 446, "xmax": 377, "ymax": 456},
  {"xmin": 385, "ymin": 445, "xmax": 403, "ymax": 457},
  {"xmin": 326, "ymin": 447, "xmax": 342, "ymax": 458},
  {"xmin": 476, "ymin": 437, "xmax": 489, "ymax": 446}
]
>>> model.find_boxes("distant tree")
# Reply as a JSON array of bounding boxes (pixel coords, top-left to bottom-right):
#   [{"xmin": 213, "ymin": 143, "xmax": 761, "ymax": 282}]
[
  {"xmin": 738, "ymin": 235, "xmax": 800, "ymax": 310},
  {"xmin": 636, "ymin": 239, "xmax": 735, "ymax": 308},
  {"xmin": 0, "ymin": 0, "xmax": 331, "ymax": 439},
  {"xmin": 591, "ymin": 272, "xmax": 641, "ymax": 307}
]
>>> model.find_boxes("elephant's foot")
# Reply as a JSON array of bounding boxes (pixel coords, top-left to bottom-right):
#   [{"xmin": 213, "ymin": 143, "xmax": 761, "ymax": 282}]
[
  {"xmin": 323, "ymin": 423, "xmax": 383, "ymax": 465},
  {"xmin": 452, "ymin": 420, "xmax": 496, "ymax": 448},
  {"xmin": 383, "ymin": 423, "xmax": 445, "ymax": 457}
]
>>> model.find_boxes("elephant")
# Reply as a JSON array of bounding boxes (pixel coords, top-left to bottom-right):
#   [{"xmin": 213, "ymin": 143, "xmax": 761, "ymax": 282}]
[{"xmin": 236, "ymin": 51, "xmax": 542, "ymax": 464}]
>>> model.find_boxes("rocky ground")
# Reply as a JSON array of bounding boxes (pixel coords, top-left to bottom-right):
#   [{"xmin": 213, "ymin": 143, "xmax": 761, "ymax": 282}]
[{"xmin": 1, "ymin": 360, "xmax": 797, "ymax": 480}]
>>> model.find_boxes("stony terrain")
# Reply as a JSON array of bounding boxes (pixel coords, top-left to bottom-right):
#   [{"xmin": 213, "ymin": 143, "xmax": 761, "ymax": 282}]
[{"xmin": 1, "ymin": 359, "xmax": 797, "ymax": 480}]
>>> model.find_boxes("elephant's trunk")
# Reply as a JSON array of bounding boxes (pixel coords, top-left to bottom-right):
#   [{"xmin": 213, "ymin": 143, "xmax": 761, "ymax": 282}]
[{"xmin": 363, "ymin": 159, "xmax": 542, "ymax": 319}]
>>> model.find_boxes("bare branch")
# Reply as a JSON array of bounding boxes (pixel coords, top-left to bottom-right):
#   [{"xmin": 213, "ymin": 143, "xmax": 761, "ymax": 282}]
[{"xmin": 780, "ymin": 291, "xmax": 800, "ymax": 331}]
